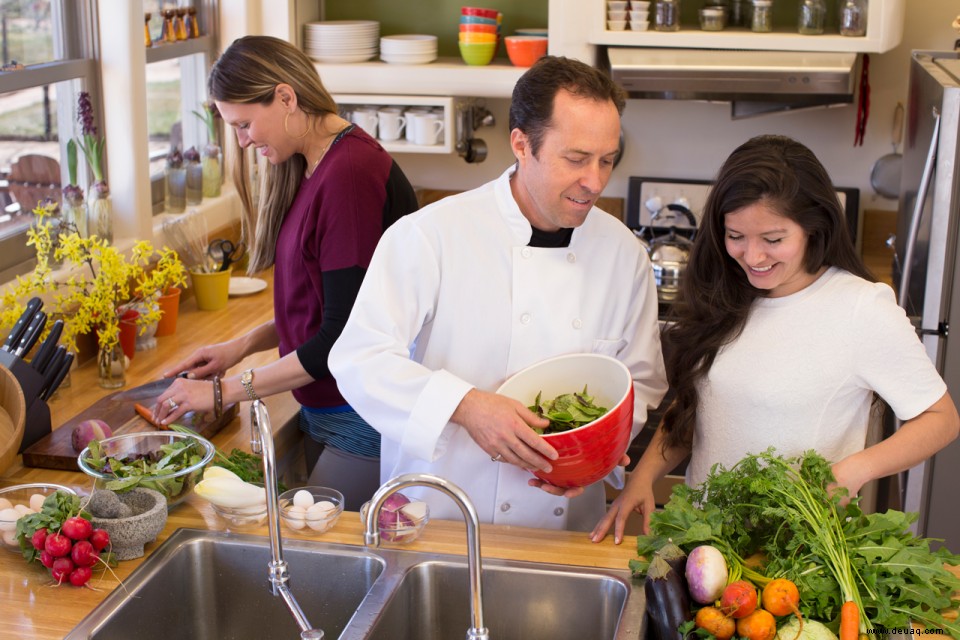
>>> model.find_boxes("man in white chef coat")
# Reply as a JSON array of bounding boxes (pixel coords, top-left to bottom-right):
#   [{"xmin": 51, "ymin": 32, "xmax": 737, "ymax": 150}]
[{"xmin": 329, "ymin": 56, "xmax": 667, "ymax": 531}]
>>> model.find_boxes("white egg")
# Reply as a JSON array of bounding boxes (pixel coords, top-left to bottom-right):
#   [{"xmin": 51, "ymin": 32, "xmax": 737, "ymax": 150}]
[
  {"xmin": 2, "ymin": 529, "xmax": 18, "ymax": 547},
  {"xmin": 0, "ymin": 508, "xmax": 20, "ymax": 532},
  {"xmin": 29, "ymin": 493, "xmax": 46, "ymax": 512},
  {"xmin": 292, "ymin": 490, "xmax": 315, "ymax": 509},
  {"xmin": 305, "ymin": 501, "xmax": 337, "ymax": 531},
  {"xmin": 0, "ymin": 498, "xmax": 12, "ymax": 511},
  {"xmin": 284, "ymin": 505, "xmax": 307, "ymax": 530},
  {"xmin": 13, "ymin": 504, "xmax": 32, "ymax": 516}
]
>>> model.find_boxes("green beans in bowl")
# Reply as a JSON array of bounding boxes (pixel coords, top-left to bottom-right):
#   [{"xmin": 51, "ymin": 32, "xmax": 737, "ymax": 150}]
[{"xmin": 77, "ymin": 431, "xmax": 215, "ymax": 508}]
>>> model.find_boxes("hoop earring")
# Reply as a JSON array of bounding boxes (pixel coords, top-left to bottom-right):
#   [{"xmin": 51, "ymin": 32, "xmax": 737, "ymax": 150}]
[{"xmin": 283, "ymin": 112, "xmax": 311, "ymax": 139}]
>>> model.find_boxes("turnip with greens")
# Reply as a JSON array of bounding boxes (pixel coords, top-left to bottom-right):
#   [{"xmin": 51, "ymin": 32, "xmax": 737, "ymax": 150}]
[{"xmin": 685, "ymin": 544, "xmax": 728, "ymax": 604}]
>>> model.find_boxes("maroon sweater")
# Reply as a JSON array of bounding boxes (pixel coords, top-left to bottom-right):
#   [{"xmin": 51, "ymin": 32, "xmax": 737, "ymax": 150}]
[{"xmin": 273, "ymin": 126, "xmax": 418, "ymax": 408}]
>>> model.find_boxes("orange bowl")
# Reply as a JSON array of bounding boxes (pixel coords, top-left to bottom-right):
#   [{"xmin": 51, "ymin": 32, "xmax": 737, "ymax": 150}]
[
  {"xmin": 496, "ymin": 353, "xmax": 634, "ymax": 488},
  {"xmin": 459, "ymin": 31, "xmax": 497, "ymax": 43},
  {"xmin": 459, "ymin": 22, "xmax": 498, "ymax": 34},
  {"xmin": 504, "ymin": 35, "xmax": 548, "ymax": 67}
]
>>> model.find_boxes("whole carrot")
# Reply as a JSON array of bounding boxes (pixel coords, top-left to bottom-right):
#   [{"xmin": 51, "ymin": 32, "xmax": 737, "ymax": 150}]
[
  {"xmin": 134, "ymin": 401, "xmax": 166, "ymax": 429},
  {"xmin": 839, "ymin": 600, "xmax": 859, "ymax": 640}
]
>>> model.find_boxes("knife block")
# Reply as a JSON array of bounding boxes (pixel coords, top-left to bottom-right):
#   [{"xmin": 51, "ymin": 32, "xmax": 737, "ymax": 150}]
[{"xmin": 0, "ymin": 351, "xmax": 51, "ymax": 452}]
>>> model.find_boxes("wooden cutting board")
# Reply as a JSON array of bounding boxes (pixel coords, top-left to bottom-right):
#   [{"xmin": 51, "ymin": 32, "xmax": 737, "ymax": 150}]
[{"xmin": 21, "ymin": 378, "xmax": 238, "ymax": 472}]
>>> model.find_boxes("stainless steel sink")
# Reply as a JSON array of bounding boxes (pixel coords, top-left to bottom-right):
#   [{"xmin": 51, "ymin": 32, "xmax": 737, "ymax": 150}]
[
  {"xmin": 366, "ymin": 560, "xmax": 641, "ymax": 640},
  {"xmin": 66, "ymin": 528, "xmax": 646, "ymax": 640}
]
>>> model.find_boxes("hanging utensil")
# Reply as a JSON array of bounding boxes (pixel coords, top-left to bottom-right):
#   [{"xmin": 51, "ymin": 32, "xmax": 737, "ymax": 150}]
[{"xmin": 870, "ymin": 101, "xmax": 904, "ymax": 199}]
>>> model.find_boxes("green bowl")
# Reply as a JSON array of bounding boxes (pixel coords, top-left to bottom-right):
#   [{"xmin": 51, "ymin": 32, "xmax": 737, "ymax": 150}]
[{"xmin": 459, "ymin": 41, "xmax": 497, "ymax": 66}]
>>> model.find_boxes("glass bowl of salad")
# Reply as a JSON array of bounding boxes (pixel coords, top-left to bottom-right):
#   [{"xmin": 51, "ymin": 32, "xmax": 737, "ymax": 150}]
[{"xmin": 77, "ymin": 431, "xmax": 215, "ymax": 508}]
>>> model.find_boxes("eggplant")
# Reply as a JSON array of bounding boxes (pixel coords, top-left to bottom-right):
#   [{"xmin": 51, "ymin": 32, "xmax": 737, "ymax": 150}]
[
  {"xmin": 657, "ymin": 539, "xmax": 688, "ymax": 577},
  {"xmin": 643, "ymin": 554, "xmax": 693, "ymax": 640}
]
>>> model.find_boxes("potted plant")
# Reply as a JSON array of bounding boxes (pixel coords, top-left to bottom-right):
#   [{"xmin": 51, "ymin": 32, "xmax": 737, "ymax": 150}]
[
  {"xmin": 1, "ymin": 202, "xmax": 186, "ymax": 388},
  {"xmin": 192, "ymin": 101, "xmax": 222, "ymax": 198}
]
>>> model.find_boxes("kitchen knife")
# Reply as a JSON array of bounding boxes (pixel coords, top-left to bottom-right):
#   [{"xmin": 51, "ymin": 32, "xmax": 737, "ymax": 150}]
[
  {"xmin": 13, "ymin": 310, "xmax": 47, "ymax": 357},
  {"xmin": 2, "ymin": 297, "xmax": 42, "ymax": 352},
  {"xmin": 37, "ymin": 346, "xmax": 66, "ymax": 398},
  {"xmin": 31, "ymin": 318, "xmax": 64, "ymax": 374},
  {"xmin": 40, "ymin": 349, "xmax": 73, "ymax": 401}
]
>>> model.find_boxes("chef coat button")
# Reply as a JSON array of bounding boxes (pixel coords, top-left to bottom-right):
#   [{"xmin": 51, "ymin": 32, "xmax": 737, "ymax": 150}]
[
  {"xmin": 572, "ymin": 318, "xmax": 582, "ymax": 329},
  {"xmin": 500, "ymin": 502, "xmax": 511, "ymax": 512},
  {"xmin": 520, "ymin": 313, "xmax": 531, "ymax": 325},
  {"xmin": 553, "ymin": 507, "xmax": 564, "ymax": 516},
  {"xmin": 521, "ymin": 247, "xmax": 532, "ymax": 259},
  {"xmin": 566, "ymin": 252, "xmax": 576, "ymax": 263}
]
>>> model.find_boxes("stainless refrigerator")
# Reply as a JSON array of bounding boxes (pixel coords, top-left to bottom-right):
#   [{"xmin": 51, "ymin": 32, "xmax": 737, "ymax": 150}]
[{"xmin": 893, "ymin": 50, "xmax": 960, "ymax": 551}]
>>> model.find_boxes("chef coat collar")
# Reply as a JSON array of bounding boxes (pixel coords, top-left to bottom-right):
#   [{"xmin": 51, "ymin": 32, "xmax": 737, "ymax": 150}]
[{"xmin": 495, "ymin": 166, "xmax": 579, "ymax": 247}]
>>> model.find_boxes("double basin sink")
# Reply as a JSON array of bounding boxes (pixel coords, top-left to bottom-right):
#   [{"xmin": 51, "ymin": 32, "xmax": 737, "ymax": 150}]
[{"xmin": 65, "ymin": 528, "xmax": 646, "ymax": 639}]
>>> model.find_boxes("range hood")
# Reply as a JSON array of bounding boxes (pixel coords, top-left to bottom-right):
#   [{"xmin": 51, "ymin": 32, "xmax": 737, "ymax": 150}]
[{"xmin": 606, "ymin": 48, "xmax": 859, "ymax": 118}]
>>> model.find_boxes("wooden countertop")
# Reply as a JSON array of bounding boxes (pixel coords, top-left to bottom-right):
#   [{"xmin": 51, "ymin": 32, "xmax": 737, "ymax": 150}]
[{"xmin": 0, "ymin": 269, "xmax": 638, "ymax": 640}]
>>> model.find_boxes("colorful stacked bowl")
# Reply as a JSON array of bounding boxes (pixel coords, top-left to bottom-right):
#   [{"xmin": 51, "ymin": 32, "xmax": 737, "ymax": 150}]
[
  {"xmin": 495, "ymin": 353, "xmax": 635, "ymax": 489},
  {"xmin": 504, "ymin": 35, "xmax": 548, "ymax": 67},
  {"xmin": 459, "ymin": 6, "xmax": 502, "ymax": 66}
]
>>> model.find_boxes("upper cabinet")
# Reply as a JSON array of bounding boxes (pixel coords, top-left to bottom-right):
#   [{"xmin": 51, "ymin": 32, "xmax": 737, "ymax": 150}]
[{"xmin": 567, "ymin": 0, "xmax": 905, "ymax": 54}]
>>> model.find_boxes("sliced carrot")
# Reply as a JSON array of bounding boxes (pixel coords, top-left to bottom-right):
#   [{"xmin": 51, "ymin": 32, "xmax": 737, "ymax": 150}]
[
  {"xmin": 839, "ymin": 600, "xmax": 859, "ymax": 640},
  {"xmin": 134, "ymin": 402, "xmax": 167, "ymax": 429}
]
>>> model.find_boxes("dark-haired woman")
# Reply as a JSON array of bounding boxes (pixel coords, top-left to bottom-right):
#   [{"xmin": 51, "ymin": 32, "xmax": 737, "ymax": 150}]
[
  {"xmin": 153, "ymin": 36, "xmax": 419, "ymax": 510},
  {"xmin": 592, "ymin": 135, "xmax": 958, "ymax": 543}
]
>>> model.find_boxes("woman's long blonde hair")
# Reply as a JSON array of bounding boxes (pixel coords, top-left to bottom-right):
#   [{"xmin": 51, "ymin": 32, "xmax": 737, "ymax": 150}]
[{"xmin": 207, "ymin": 35, "xmax": 339, "ymax": 273}]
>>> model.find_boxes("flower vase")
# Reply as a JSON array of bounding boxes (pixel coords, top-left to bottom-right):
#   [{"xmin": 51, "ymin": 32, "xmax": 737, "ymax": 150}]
[
  {"xmin": 62, "ymin": 190, "xmax": 88, "ymax": 239},
  {"xmin": 185, "ymin": 159, "xmax": 203, "ymax": 205},
  {"xmin": 47, "ymin": 217, "xmax": 65, "ymax": 269},
  {"xmin": 97, "ymin": 342, "xmax": 126, "ymax": 389},
  {"xmin": 165, "ymin": 165, "xmax": 186, "ymax": 213},
  {"xmin": 155, "ymin": 287, "xmax": 181, "ymax": 336},
  {"xmin": 88, "ymin": 183, "xmax": 113, "ymax": 243},
  {"xmin": 202, "ymin": 143, "xmax": 222, "ymax": 198}
]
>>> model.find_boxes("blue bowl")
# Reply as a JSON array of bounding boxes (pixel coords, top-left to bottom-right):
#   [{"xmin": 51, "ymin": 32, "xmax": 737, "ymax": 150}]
[{"xmin": 460, "ymin": 15, "xmax": 498, "ymax": 25}]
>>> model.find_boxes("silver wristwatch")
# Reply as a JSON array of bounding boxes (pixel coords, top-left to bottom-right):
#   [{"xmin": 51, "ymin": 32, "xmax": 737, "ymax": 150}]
[{"xmin": 240, "ymin": 368, "xmax": 259, "ymax": 401}]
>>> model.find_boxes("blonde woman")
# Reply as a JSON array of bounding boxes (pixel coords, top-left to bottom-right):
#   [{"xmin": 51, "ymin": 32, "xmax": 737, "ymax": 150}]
[{"xmin": 154, "ymin": 36, "xmax": 419, "ymax": 509}]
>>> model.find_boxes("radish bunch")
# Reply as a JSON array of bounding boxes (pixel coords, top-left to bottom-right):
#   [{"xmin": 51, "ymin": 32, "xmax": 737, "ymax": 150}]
[{"xmin": 30, "ymin": 517, "xmax": 111, "ymax": 587}]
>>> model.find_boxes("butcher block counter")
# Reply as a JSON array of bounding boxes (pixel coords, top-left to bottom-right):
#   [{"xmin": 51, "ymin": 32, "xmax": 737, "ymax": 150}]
[{"xmin": 0, "ymin": 269, "xmax": 639, "ymax": 640}]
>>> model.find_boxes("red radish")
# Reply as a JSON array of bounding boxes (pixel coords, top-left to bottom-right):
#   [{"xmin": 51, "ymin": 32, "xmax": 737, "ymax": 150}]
[
  {"xmin": 89, "ymin": 528, "xmax": 110, "ymax": 552},
  {"xmin": 31, "ymin": 527, "xmax": 48, "ymax": 551},
  {"xmin": 721, "ymin": 580, "xmax": 759, "ymax": 618},
  {"xmin": 39, "ymin": 551, "xmax": 55, "ymax": 569},
  {"xmin": 71, "ymin": 540, "xmax": 98, "ymax": 567},
  {"xmin": 685, "ymin": 544, "xmax": 729, "ymax": 604},
  {"xmin": 44, "ymin": 532, "xmax": 73, "ymax": 558},
  {"xmin": 62, "ymin": 516, "xmax": 93, "ymax": 541},
  {"xmin": 51, "ymin": 556, "xmax": 75, "ymax": 583},
  {"xmin": 69, "ymin": 566, "xmax": 93, "ymax": 587}
]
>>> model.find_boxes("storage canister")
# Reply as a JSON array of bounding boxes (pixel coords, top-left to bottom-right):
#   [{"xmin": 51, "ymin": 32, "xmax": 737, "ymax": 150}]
[
  {"xmin": 798, "ymin": 0, "xmax": 826, "ymax": 35},
  {"xmin": 750, "ymin": 0, "xmax": 773, "ymax": 32},
  {"xmin": 840, "ymin": 0, "xmax": 867, "ymax": 37},
  {"xmin": 654, "ymin": 0, "xmax": 680, "ymax": 32}
]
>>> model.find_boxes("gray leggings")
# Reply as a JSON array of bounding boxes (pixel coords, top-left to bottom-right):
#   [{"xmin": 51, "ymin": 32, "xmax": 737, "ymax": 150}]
[{"xmin": 304, "ymin": 438, "xmax": 381, "ymax": 511}]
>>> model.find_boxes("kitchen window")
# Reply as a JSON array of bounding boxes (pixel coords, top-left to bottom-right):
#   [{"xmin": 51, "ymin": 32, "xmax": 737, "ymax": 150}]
[{"xmin": 0, "ymin": 0, "xmax": 99, "ymax": 282}]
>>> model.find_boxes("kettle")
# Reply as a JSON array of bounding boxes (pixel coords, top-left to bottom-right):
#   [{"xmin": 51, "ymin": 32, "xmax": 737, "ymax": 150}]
[{"xmin": 647, "ymin": 204, "xmax": 697, "ymax": 303}]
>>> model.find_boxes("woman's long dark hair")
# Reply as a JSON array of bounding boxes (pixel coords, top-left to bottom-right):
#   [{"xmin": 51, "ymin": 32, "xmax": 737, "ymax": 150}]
[{"xmin": 659, "ymin": 135, "xmax": 876, "ymax": 452}]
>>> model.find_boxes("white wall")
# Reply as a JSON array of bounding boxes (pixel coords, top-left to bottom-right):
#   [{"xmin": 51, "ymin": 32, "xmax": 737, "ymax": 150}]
[{"xmin": 392, "ymin": 2, "xmax": 959, "ymax": 215}]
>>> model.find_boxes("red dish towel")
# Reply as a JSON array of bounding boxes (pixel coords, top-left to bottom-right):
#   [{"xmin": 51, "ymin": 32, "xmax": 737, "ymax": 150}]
[{"xmin": 854, "ymin": 54, "xmax": 870, "ymax": 146}]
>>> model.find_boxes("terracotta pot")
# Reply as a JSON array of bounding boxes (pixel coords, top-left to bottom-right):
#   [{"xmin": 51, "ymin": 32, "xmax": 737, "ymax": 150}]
[
  {"xmin": 118, "ymin": 308, "xmax": 139, "ymax": 361},
  {"xmin": 155, "ymin": 287, "xmax": 181, "ymax": 336}
]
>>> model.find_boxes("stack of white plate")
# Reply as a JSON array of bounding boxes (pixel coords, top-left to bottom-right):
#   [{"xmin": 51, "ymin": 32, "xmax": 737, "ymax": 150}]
[
  {"xmin": 379, "ymin": 34, "xmax": 438, "ymax": 65},
  {"xmin": 304, "ymin": 20, "xmax": 380, "ymax": 63}
]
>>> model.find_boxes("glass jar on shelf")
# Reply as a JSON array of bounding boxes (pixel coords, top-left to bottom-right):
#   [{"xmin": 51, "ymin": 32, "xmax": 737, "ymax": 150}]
[
  {"xmin": 839, "ymin": 0, "xmax": 867, "ymax": 37},
  {"xmin": 144, "ymin": 12, "xmax": 152, "ymax": 47},
  {"xmin": 161, "ymin": 9, "xmax": 177, "ymax": 44},
  {"xmin": 165, "ymin": 147, "xmax": 186, "ymax": 213},
  {"xmin": 750, "ymin": 0, "xmax": 773, "ymax": 32},
  {"xmin": 654, "ymin": 0, "xmax": 680, "ymax": 32},
  {"xmin": 729, "ymin": 0, "xmax": 749, "ymax": 27},
  {"xmin": 184, "ymin": 147, "xmax": 203, "ymax": 205},
  {"xmin": 798, "ymin": 0, "xmax": 826, "ymax": 35}
]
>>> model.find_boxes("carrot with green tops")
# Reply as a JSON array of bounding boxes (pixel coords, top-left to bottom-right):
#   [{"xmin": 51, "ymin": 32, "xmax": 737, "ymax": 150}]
[{"xmin": 839, "ymin": 600, "xmax": 860, "ymax": 640}]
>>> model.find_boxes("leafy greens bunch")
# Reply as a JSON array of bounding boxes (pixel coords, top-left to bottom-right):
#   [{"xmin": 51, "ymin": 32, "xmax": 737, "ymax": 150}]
[
  {"xmin": 632, "ymin": 448, "xmax": 960, "ymax": 636},
  {"xmin": 528, "ymin": 386, "xmax": 608, "ymax": 434}
]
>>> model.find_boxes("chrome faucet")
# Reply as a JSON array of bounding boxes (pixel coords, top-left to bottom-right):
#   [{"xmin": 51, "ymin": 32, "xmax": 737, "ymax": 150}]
[
  {"xmin": 364, "ymin": 473, "xmax": 490, "ymax": 640},
  {"xmin": 250, "ymin": 400, "xmax": 325, "ymax": 640}
]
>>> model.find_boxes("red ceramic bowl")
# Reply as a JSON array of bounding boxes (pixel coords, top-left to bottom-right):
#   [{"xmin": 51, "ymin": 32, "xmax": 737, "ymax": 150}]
[
  {"xmin": 462, "ymin": 6, "xmax": 499, "ymax": 19},
  {"xmin": 496, "ymin": 353, "xmax": 634, "ymax": 488}
]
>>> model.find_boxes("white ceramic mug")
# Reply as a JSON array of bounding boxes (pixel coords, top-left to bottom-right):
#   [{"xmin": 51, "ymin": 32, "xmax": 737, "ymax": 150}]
[
  {"xmin": 403, "ymin": 106, "xmax": 433, "ymax": 142},
  {"xmin": 410, "ymin": 112, "xmax": 445, "ymax": 146},
  {"xmin": 377, "ymin": 108, "xmax": 406, "ymax": 141},
  {"xmin": 350, "ymin": 107, "xmax": 379, "ymax": 138}
]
